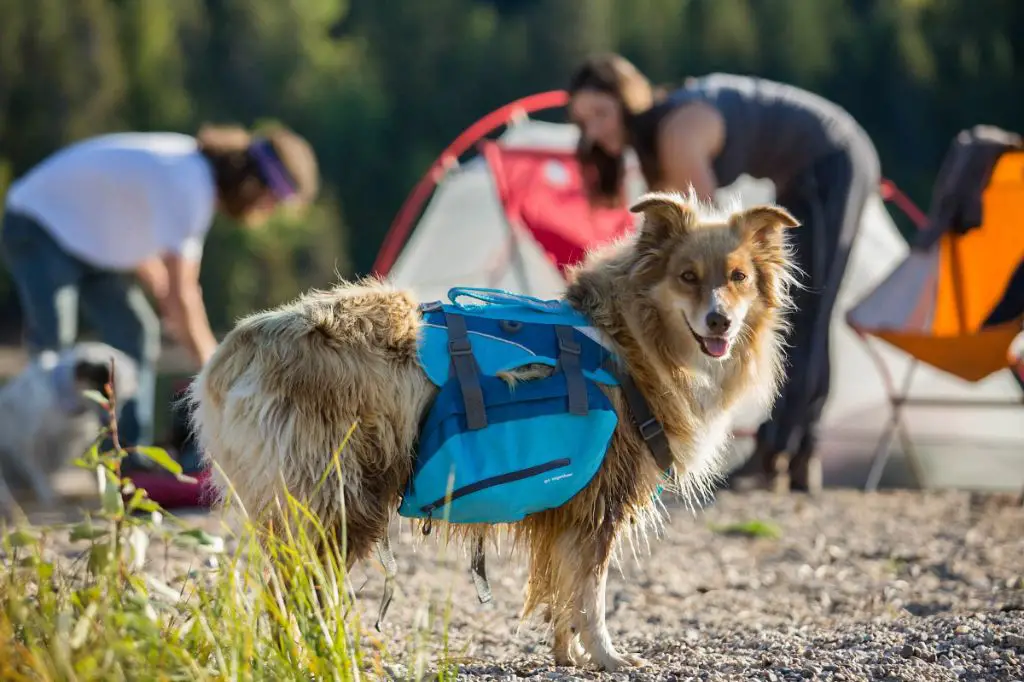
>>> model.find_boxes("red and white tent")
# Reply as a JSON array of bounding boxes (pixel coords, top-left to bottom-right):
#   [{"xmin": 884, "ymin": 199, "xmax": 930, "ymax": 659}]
[{"xmin": 373, "ymin": 93, "xmax": 1024, "ymax": 492}]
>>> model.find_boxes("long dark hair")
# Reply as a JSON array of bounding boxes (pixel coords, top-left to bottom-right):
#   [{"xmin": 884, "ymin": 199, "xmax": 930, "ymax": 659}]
[
  {"xmin": 568, "ymin": 53, "xmax": 677, "ymax": 206},
  {"xmin": 196, "ymin": 123, "xmax": 320, "ymax": 221}
]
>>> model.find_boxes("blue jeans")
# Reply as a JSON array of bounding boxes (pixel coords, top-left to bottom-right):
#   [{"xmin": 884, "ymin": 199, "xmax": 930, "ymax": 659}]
[{"xmin": 0, "ymin": 209, "xmax": 160, "ymax": 447}]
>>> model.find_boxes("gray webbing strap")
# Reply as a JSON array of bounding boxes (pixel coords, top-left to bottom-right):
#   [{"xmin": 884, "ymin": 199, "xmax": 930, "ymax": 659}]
[
  {"xmin": 601, "ymin": 357, "xmax": 673, "ymax": 472},
  {"xmin": 554, "ymin": 325, "xmax": 588, "ymax": 416},
  {"xmin": 445, "ymin": 312, "xmax": 488, "ymax": 430},
  {"xmin": 470, "ymin": 535, "xmax": 492, "ymax": 604},
  {"xmin": 374, "ymin": 533, "xmax": 398, "ymax": 631}
]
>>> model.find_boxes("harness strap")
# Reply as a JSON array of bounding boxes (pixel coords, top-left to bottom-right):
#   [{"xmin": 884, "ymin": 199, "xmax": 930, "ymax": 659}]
[
  {"xmin": 444, "ymin": 312, "xmax": 488, "ymax": 430},
  {"xmin": 470, "ymin": 534, "xmax": 492, "ymax": 604},
  {"xmin": 374, "ymin": 533, "xmax": 398, "ymax": 631},
  {"xmin": 601, "ymin": 357, "xmax": 673, "ymax": 472},
  {"xmin": 554, "ymin": 325, "xmax": 588, "ymax": 416}
]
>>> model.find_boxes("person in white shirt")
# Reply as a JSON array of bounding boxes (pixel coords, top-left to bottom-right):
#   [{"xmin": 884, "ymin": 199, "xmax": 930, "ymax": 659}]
[{"xmin": 1, "ymin": 123, "xmax": 319, "ymax": 450}]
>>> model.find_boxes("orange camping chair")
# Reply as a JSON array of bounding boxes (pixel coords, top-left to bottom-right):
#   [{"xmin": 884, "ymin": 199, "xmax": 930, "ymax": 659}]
[{"xmin": 847, "ymin": 126, "xmax": 1024, "ymax": 491}]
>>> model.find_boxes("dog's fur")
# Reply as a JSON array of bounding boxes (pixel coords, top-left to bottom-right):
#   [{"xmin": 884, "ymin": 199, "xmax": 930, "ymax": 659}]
[
  {"xmin": 189, "ymin": 190, "xmax": 799, "ymax": 670},
  {"xmin": 0, "ymin": 342, "xmax": 138, "ymax": 519}
]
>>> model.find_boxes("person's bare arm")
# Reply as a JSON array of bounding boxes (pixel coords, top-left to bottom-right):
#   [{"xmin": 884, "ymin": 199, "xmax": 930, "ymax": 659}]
[
  {"xmin": 656, "ymin": 101, "xmax": 726, "ymax": 203},
  {"xmin": 162, "ymin": 253, "xmax": 218, "ymax": 367},
  {"xmin": 136, "ymin": 255, "xmax": 185, "ymax": 340},
  {"xmin": 135, "ymin": 256, "xmax": 169, "ymax": 303}
]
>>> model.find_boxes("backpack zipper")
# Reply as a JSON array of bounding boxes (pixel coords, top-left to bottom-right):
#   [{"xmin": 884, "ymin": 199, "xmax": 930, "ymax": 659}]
[{"xmin": 420, "ymin": 457, "xmax": 572, "ymax": 516}]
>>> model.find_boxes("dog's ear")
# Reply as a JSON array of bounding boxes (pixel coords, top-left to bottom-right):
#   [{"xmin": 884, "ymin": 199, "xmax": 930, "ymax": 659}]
[
  {"xmin": 732, "ymin": 204, "xmax": 799, "ymax": 250},
  {"xmin": 630, "ymin": 191, "xmax": 696, "ymax": 248}
]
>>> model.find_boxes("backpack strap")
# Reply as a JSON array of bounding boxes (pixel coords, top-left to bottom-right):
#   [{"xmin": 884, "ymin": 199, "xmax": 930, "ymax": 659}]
[
  {"xmin": 470, "ymin": 534, "xmax": 492, "ymax": 604},
  {"xmin": 374, "ymin": 532, "xmax": 398, "ymax": 631},
  {"xmin": 444, "ymin": 311, "xmax": 488, "ymax": 430},
  {"xmin": 554, "ymin": 325, "xmax": 588, "ymax": 416},
  {"xmin": 600, "ymin": 357, "xmax": 673, "ymax": 472}
]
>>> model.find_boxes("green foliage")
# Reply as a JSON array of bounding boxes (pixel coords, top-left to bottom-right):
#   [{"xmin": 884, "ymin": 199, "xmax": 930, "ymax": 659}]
[
  {"xmin": 709, "ymin": 519, "xmax": 783, "ymax": 540},
  {"xmin": 1, "ymin": 0, "xmax": 1023, "ymax": 329},
  {"xmin": 0, "ymin": 361, "xmax": 464, "ymax": 680}
]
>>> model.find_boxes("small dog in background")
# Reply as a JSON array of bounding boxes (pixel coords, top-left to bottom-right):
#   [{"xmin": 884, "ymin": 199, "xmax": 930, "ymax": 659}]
[{"xmin": 0, "ymin": 342, "xmax": 138, "ymax": 518}]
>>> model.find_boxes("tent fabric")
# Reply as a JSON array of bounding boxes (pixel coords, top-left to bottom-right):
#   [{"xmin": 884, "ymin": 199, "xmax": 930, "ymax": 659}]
[
  {"xmin": 386, "ymin": 119, "xmax": 639, "ymax": 303},
  {"xmin": 482, "ymin": 143, "xmax": 635, "ymax": 273},
  {"xmin": 847, "ymin": 131, "xmax": 1024, "ymax": 382}
]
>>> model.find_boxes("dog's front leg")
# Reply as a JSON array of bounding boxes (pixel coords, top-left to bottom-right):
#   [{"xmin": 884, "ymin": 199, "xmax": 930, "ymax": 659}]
[
  {"xmin": 574, "ymin": 558, "xmax": 647, "ymax": 671},
  {"xmin": 15, "ymin": 441, "xmax": 57, "ymax": 508},
  {"xmin": 565, "ymin": 530, "xmax": 647, "ymax": 671},
  {"xmin": 0, "ymin": 473, "xmax": 22, "ymax": 523}
]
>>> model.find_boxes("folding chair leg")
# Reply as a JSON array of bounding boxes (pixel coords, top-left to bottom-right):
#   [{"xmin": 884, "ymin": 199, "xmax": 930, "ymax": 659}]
[
  {"xmin": 896, "ymin": 418, "xmax": 927, "ymax": 490},
  {"xmin": 864, "ymin": 419, "xmax": 898, "ymax": 492},
  {"xmin": 862, "ymin": 350, "xmax": 919, "ymax": 493}
]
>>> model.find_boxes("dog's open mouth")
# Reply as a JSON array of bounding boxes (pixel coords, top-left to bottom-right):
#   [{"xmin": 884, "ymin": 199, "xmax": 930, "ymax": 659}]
[{"xmin": 685, "ymin": 320, "xmax": 731, "ymax": 358}]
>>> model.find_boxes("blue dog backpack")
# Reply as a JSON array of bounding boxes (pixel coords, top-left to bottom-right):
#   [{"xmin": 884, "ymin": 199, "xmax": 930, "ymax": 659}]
[
  {"xmin": 397, "ymin": 287, "xmax": 629, "ymax": 526},
  {"xmin": 374, "ymin": 288, "xmax": 674, "ymax": 627}
]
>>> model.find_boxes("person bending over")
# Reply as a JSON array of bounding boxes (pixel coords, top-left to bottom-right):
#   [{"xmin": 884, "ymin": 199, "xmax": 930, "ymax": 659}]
[
  {"xmin": 566, "ymin": 53, "xmax": 881, "ymax": 494},
  {"xmin": 1, "ymin": 124, "xmax": 319, "ymax": 450}
]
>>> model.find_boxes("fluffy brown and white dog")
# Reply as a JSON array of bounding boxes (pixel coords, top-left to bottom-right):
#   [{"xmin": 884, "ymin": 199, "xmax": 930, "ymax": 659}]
[{"xmin": 189, "ymin": 190, "xmax": 799, "ymax": 671}]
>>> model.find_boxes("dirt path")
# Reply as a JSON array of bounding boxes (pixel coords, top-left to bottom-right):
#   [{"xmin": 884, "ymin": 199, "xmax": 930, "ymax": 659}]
[{"xmin": 17, "ymin": 483, "xmax": 1024, "ymax": 681}]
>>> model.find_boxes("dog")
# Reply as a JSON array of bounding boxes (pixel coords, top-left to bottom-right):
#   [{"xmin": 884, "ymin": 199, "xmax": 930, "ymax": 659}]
[
  {"xmin": 0, "ymin": 341, "xmax": 138, "ymax": 519},
  {"xmin": 189, "ymin": 190, "xmax": 799, "ymax": 671}
]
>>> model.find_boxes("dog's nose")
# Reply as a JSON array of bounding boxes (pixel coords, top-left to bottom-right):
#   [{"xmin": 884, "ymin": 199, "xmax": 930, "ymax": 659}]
[{"xmin": 705, "ymin": 311, "xmax": 731, "ymax": 335}]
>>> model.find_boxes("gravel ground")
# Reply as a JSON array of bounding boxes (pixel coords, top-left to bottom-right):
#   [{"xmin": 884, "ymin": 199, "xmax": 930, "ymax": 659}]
[{"xmin": 18, "ymin": 487, "xmax": 1024, "ymax": 681}]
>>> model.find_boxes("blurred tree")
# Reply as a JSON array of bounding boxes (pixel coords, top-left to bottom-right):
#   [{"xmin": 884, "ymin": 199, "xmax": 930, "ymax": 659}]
[
  {"xmin": 0, "ymin": 0, "xmax": 127, "ymax": 171},
  {"xmin": 1, "ymin": 0, "xmax": 1022, "ymax": 336}
]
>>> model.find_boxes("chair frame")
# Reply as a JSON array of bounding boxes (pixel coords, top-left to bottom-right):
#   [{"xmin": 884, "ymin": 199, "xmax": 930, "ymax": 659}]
[{"xmin": 854, "ymin": 180, "xmax": 1024, "ymax": 492}]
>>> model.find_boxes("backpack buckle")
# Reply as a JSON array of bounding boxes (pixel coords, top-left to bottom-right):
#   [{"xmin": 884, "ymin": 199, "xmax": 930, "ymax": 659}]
[{"xmin": 638, "ymin": 417, "xmax": 663, "ymax": 441}]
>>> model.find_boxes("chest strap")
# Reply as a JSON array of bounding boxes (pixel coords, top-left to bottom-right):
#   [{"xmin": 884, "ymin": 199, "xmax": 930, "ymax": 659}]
[{"xmin": 600, "ymin": 357, "xmax": 673, "ymax": 473}]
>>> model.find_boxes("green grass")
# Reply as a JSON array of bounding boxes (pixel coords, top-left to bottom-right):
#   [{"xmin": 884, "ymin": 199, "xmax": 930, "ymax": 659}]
[
  {"xmin": 0, "ymin": 376, "xmax": 457, "ymax": 681},
  {"xmin": 708, "ymin": 519, "xmax": 783, "ymax": 540}
]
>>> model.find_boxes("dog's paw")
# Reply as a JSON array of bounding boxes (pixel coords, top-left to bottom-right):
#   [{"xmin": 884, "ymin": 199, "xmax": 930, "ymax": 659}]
[
  {"xmin": 553, "ymin": 639, "xmax": 588, "ymax": 668},
  {"xmin": 623, "ymin": 652, "xmax": 650, "ymax": 668},
  {"xmin": 594, "ymin": 651, "xmax": 649, "ymax": 672}
]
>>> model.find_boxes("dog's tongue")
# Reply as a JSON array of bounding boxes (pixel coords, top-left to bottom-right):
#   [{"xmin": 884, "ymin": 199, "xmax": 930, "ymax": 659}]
[{"xmin": 703, "ymin": 337, "xmax": 729, "ymax": 357}]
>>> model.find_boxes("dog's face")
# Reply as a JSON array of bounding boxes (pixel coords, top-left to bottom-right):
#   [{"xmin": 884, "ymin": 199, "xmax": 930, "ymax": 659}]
[
  {"xmin": 629, "ymin": 191, "xmax": 799, "ymax": 360},
  {"xmin": 72, "ymin": 359, "xmax": 113, "ymax": 401}
]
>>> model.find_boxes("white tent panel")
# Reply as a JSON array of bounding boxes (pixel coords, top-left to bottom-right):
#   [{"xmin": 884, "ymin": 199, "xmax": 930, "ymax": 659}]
[{"xmin": 387, "ymin": 159, "xmax": 565, "ymax": 303}]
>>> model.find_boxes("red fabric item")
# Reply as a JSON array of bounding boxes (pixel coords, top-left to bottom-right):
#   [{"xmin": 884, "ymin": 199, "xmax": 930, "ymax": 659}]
[
  {"xmin": 484, "ymin": 144, "xmax": 635, "ymax": 273},
  {"xmin": 124, "ymin": 468, "xmax": 213, "ymax": 510}
]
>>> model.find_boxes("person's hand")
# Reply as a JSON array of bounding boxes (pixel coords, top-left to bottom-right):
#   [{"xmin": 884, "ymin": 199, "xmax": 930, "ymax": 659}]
[{"xmin": 156, "ymin": 294, "xmax": 183, "ymax": 338}]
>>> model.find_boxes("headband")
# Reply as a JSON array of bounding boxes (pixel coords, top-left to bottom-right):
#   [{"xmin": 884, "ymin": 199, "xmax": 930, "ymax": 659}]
[{"xmin": 248, "ymin": 138, "xmax": 298, "ymax": 201}]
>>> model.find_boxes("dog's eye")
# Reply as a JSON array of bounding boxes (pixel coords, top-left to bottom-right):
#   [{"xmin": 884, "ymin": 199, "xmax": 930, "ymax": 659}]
[
  {"xmin": 730, "ymin": 270, "xmax": 747, "ymax": 282},
  {"xmin": 680, "ymin": 271, "xmax": 699, "ymax": 284}
]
